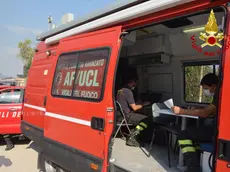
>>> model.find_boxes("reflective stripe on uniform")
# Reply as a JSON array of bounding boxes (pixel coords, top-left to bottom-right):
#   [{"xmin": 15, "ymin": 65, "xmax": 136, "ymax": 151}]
[
  {"xmin": 178, "ymin": 139, "xmax": 193, "ymax": 145},
  {"xmin": 136, "ymin": 125, "xmax": 144, "ymax": 131},
  {"xmin": 139, "ymin": 122, "xmax": 148, "ymax": 128},
  {"xmin": 182, "ymin": 146, "xmax": 196, "ymax": 153}
]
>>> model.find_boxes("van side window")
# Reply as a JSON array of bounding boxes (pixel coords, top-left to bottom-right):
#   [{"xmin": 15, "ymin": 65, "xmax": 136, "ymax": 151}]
[
  {"xmin": 184, "ymin": 62, "xmax": 219, "ymax": 103},
  {"xmin": 0, "ymin": 89, "xmax": 22, "ymax": 104},
  {"xmin": 52, "ymin": 48, "xmax": 109, "ymax": 101},
  {"xmin": 52, "ymin": 53, "xmax": 78, "ymax": 97},
  {"xmin": 72, "ymin": 49, "xmax": 109, "ymax": 100}
]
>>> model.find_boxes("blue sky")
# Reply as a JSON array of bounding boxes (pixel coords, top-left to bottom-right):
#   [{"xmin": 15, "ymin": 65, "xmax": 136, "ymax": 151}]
[{"xmin": 0, "ymin": 0, "xmax": 118, "ymax": 77}]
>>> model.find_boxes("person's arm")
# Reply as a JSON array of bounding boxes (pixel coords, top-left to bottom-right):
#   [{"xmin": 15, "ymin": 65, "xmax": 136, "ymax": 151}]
[
  {"xmin": 129, "ymin": 104, "xmax": 143, "ymax": 111},
  {"xmin": 125, "ymin": 90, "xmax": 143, "ymax": 111},
  {"xmin": 172, "ymin": 104, "xmax": 216, "ymax": 117}
]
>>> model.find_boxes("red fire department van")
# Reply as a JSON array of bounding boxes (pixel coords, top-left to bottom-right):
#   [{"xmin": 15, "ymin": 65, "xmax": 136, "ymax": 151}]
[
  {"xmin": 0, "ymin": 86, "xmax": 24, "ymax": 134},
  {"xmin": 21, "ymin": 0, "xmax": 230, "ymax": 172}
]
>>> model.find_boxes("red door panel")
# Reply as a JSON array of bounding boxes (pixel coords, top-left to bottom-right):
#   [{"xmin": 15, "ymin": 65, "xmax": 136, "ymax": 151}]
[
  {"xmin": 216, "ymin": 6, "xmax": 230, "ymax": 172},
  {"xmin": 0, "ymin": 89, "xmax": 23, "ymax": 134},
  {"xmin": 0, "ymin": 104, "xmax": 22, "ymax": 134},
  {"xmin": 45, "ymin": 26, "xmax": 122, "ymax": 171}
]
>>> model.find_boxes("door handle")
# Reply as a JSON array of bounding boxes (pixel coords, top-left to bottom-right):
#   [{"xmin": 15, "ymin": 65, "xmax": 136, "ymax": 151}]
[
  {"xmin": 44, "ymin": 96, "xmax": 47, "ymax": 107},
  {"xmin": 9, "ymin": 108, "xmax": 18, "ymax": 112},
  {"xmin": 218, "ymin": 139, "xmax": 230, "ymax": 162},
  {"xmin": 91, "ymin": 117, "xmax": 105, "ymax": 131}
]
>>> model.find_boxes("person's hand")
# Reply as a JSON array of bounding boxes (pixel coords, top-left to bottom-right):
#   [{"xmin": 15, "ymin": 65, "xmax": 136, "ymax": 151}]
[{"xmin": 171, "ymin": 106, "xmax": 181, "ymax": 114}]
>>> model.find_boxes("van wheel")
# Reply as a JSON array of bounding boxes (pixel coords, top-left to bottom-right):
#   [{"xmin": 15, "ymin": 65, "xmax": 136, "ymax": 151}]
[
  {"xmin": 39, "ymin": 153, "xmax": 68, "ymax": 172},
  {"xmin": 44, "ymin": 159, "xmax": 58, "ymax": 172},
  {"xmin": 40, "ymin": 155, "xmax": 57, "ymax": 172},
  {"xmin": 57, "ymin": 167, "xmax": 68, "ymax": 172}
]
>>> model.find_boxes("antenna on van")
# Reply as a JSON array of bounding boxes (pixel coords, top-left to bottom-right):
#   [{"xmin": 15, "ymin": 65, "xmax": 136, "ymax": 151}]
[{"xmin": 48, "ymin": 15, "xmax": 53, "ymax": 31}]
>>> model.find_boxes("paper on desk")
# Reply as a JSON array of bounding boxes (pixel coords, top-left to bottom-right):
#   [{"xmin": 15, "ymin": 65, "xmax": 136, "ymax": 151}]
[{"xmin": 164, "ymin": 98, "xmax": 174, "ymax": 109}]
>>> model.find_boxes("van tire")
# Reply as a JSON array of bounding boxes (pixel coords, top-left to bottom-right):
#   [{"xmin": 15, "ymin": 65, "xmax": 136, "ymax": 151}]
[{"xmin": 39, "ymin": 153, "xmax": 58, "ymax": 172}]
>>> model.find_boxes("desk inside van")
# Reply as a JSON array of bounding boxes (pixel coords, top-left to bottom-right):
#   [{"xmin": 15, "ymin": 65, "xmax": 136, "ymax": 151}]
[{"xmin": 154, "ymin": 109, "xmax": 199, "ymax": 119}]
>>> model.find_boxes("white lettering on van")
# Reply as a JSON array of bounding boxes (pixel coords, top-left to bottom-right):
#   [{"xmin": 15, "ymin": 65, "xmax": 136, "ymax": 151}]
[
  {"xmin": 75, "ymin": 90, "xmax": 80, "ymax": 97},
  {"xmin": 77, "ymin": 70, "xmax": 99, "ymax": 87},
  {"xmin": 12, "ymin": 112, "xmax": 17, "ymax": 118},
  {"xmin": 0, "ymin": 112, "xmax": 9, "ymax": 118},
  {"xmin": 84, "ymin": 59, "xmax": 105, "ymax": 67},
  {"xmin": 92, "ymin": 70, "xmax": 99, "ymax": 87},
  {"xmin": 17, "ymin": 111, "xmax": 21, "ymax": 118},
  {"xmin": 64, "ymin": 71, "xmax": 75, "ymax": 86},
  {"xmin": 79, "ymin": 71, "xmax": 86, "ymax": 86},
  {"xmin": 86, "ymin": 70, "xmax": 93, "ymax": 86},
  {"xmin": 80, "ymin": 91, "xmax": 98, "ymax": 99},
  {"xmin": 0, "ymin": 112, "xmax": 21, "ymax": 118},
  {"xmin": 64, "ymin": 72, "xmax": 70, "ymax": 86},
  {"xmin": 61, "ymin": 89, "xmax": 72, "ymax": 96}
]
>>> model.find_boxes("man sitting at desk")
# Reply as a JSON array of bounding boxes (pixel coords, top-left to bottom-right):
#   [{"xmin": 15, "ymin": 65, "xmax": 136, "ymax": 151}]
[
  {"xmin": 116, "ymin": 76, "xmax": 151, "ymax": 147},
  {"xmin": 171, "ymin": 73, "xmax": 218, "ymax": 172}
]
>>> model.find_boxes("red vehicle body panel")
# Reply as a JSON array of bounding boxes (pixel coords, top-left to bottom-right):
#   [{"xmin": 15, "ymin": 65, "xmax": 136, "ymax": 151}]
[
  {"xmin": 23, "ymin": 42, "xmax": 56, "ymax": 129},
  {"xmin": 0, "ymin": 86, "xmax": 24, "ymax": 134},
  {"xmin": 44, "ymin": 26, "xmax": 122, "ymax": 170},
  {"xmin": 0, "ymin": 86, "xmax": 11, "ymax": 91},
  {"xmin": 215, "ymin": 5, "xmax": 230, "ymax": 172},
  {"xmin": 21, "ymin": 0, "xmax": 230, "ymax": 171}
]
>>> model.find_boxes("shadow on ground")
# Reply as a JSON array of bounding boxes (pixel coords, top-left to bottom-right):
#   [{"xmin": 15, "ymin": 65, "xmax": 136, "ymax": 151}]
[{"xmin": 0, "ymin": 156, "xmax": 12, "ymax": 168}]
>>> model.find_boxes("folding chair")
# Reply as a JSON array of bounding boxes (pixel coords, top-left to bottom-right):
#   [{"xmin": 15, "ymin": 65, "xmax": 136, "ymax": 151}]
[{"xmin": 113, "ymin": 101, "xmax": 134, "ymax": 139}]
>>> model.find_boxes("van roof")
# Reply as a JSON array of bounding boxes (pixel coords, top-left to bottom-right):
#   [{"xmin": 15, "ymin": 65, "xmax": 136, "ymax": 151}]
[
  {"xmin": 39, "ymin": 0, "xmax": 195, "ymax": 45},
  {"xmin": 37, "ymin": 0, "xmax": 140, "ymax": 41}
]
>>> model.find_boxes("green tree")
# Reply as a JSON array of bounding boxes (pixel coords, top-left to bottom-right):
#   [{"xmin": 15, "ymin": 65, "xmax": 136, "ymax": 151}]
[
  {"xmin": 185, "ymin": 65, "xmax": 213, "ymax": 103},
  {"xmin": 18, "ymin": 39, "xmax": 35, "ymax": 76}
]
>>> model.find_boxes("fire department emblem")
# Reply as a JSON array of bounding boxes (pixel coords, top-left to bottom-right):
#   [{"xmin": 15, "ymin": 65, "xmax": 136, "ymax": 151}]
[
  {"xmin": 56, "ymin": 72, "xmax": 62, "ymax": 86},
  {"xmin": 199, "ymin": 9, "xmax": 224, "ymax": 48},
  {"xmin": 54, "ymin": 72, "xmax": 62, "ymax": 94}
]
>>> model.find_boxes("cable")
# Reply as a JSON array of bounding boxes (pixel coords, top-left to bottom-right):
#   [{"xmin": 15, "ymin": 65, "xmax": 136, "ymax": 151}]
[{"xmin": 208, "ymin": 152, "xmax": 213, "ymax": 170}]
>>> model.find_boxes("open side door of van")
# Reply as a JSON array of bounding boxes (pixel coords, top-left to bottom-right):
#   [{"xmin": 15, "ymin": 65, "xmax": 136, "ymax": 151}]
[
  {"xmin": 215, "ymin": 5, "xmax": 230, "ymax": 172},
  {"xmin": 43, "ymin": 26, "xmax": 122, "ymax": 172}
]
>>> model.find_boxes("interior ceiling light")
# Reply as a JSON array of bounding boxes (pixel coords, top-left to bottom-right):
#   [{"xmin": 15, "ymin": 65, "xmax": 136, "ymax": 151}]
[{"xmin": 183, "ymin": 26, "xmax": 205, "ymax": 33}]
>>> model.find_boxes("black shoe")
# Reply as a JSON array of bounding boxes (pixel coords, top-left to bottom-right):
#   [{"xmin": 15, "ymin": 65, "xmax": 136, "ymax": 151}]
[
  {"xmin": 126, "ymin": 136, "xmax": 140, "ymax": 147},
  {"xmin": 4, "ymin": 136, "xmax": 14, "ymax": 151},
  {"xmin": 185, "ymin": 166, "xmax": 201, "ymax": 172},
  {"xmin": 126, "ymin": 129, "xmax": 140, "ymax": 147},
  {"xmin": 5, "ymin": 144, "xmax": 14, "ymax": 151}
]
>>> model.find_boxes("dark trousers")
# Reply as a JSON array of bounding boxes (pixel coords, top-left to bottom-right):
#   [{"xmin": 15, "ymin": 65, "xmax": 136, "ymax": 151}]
[
  {"xmin": 126, "ymin": 112, "xmax": 148, "ymax": 126},
  {"xmin": 126, "ymin": 113, "xmax": 175, "ymax": 142},
  {"xmin": 3, "ymin": 134, "xmax": 14, "ymax": 148},
  {"xmin": 178, "ymin": 125, "xmax": 214, "ymax": 168},
  {"xmin": 126, "ymin": 112, "xmax": 153, "ymax": 141}
]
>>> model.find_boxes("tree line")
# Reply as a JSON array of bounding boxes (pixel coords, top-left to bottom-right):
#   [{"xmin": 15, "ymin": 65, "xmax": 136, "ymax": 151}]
[{"xmin": 17, "ymin": 39, "xmax": 34, "ymax": 77}]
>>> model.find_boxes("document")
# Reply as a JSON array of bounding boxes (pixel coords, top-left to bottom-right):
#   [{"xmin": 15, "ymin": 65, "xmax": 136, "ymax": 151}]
[{"xmin": 164, "ymin": 98, "xmax": 174, "ymax": 109}]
